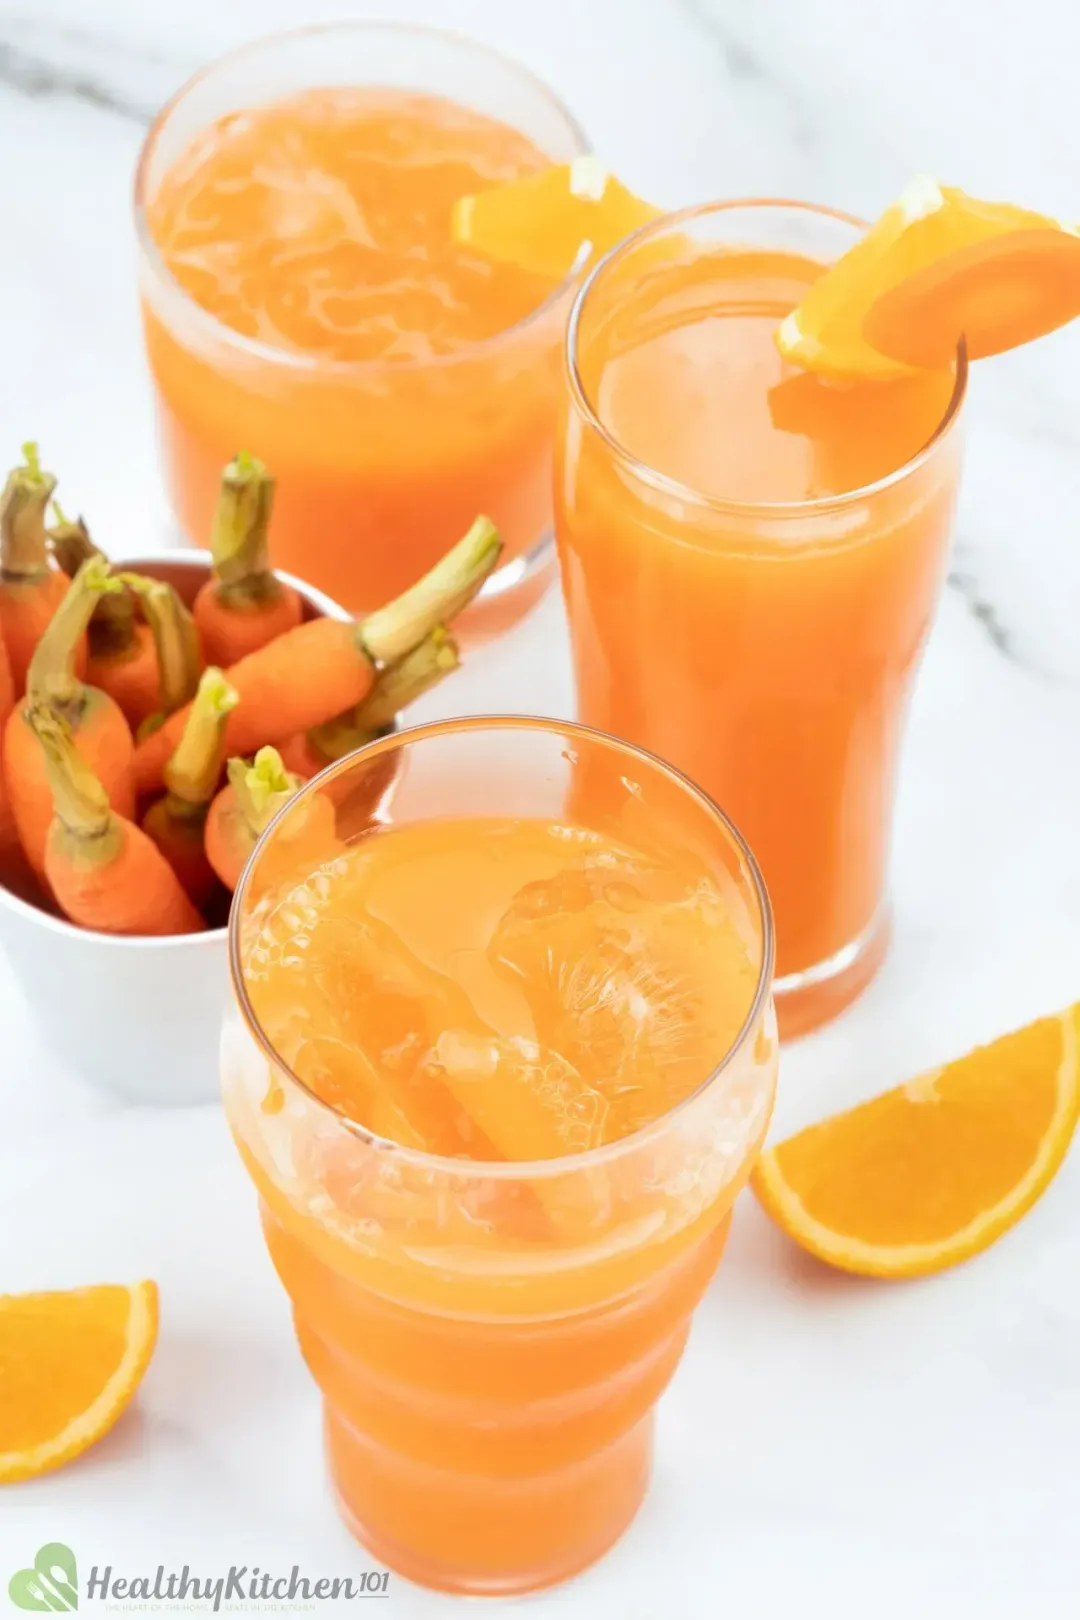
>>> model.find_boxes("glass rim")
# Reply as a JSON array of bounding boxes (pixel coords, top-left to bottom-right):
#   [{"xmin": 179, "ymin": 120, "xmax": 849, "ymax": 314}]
[
  {"xmin": 228, "ymin": 713, "xmax": 776, "ymax": 1180},
  {"xmin": 564, "ymin": 195, "xmax": 969, "ymax": 519},
  {"xmin": 133, "ymin": 19, "xmax": 591, "ymax": 377}
]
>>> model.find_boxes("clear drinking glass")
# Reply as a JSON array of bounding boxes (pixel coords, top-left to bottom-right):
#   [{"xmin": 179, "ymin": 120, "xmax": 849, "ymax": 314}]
[
  {"xmin": 134, "ymin": 24, "xmax": 589, "ymax": 640},
  {"xmin": 555, "ymin": 200, "xmax": 967, "ymax": 1035},
  {"xmin": 222, "ymin": 716, "xmax": 777, "ymax": 1595}
]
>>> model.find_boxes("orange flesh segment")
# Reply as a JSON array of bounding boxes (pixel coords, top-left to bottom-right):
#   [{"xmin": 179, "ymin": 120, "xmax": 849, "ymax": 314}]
[
  {"xmin": 452, "ymin": 157, "xmax": 659, "ymax": 280},
  {"xmin": 778, "ymin": 177, "xmax": 1080, "ymax": 378},
  {"xmin": 752, "ymin": 1005, "xmax": 1080, "ymax": 1276},
  {"xmin": 0, "ymin": 1281, "xmax": 159, "ymax": 1481}
]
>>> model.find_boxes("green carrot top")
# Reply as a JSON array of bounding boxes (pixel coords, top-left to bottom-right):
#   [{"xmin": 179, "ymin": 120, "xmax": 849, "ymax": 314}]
[
  {"xmin": 163, "ymin": 666, "xmax": 239, "ymax": 811},
  {"xmin": 26, "ymin": 555, "xmax": 122, "ymax": 713},
  {"xmin": 210, "ymin": 451, "xmax": 279, "ymax": 602},
  {"xmin": 229, "ymin": 746, "xmax": 302, "ymax": 838},
  {"xmin": 1, "ymin": 442, "xmax": 58, "ymax": 580},
  {"xmin": 49, "ymin": 505, "xmax": 136, "ymax": 653},
  {"xmin": 26, "ymin": 704, "xmax": 113, "ymax": 845},
  {"xmin": 307, "ymin": 625, "xmax": 460, "ymax": 765},
  {"xmin": 359, "ymin": 515, "xmax": 500, "ymax": 666},
  {"xmin": 122, "ymin": 574, "xmax": 201, "ymax": 723}
]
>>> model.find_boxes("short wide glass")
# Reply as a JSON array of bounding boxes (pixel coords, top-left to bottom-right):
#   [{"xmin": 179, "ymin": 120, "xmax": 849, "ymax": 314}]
[
  {"xmin": 134, "ymin": 24, "xmax": 587, "ymax": 638},
  {"xmin": 222, "ymin": 717, "xmax": 777, "ymax": 1596},
  {"xmin": 556, "ymin": 201, "xmax": 967, "ymax": 1035}
]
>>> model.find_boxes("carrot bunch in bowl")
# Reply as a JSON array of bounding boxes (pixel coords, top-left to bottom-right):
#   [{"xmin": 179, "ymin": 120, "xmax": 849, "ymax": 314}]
[{"xmin": 0, "ymin": 447, "xmax": 499, "ymax": 935}]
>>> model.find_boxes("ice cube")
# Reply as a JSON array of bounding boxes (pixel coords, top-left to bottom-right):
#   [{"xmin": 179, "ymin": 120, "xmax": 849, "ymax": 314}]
[
  {"xmin": 426, "ymin": 1030, "xmax": 608, "ymax": 1160},
  {"xmin": 244, "ymin": 881, "xmax": 495, "ymax": 1158},
  {"xmin": 489, "ymin": 853, "xmax": 759, "ymax": 1141}
]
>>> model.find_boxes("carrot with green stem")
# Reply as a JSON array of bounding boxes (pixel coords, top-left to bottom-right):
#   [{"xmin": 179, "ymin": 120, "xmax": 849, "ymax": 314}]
[
  {"xmin": 3, "ymin": 556, "xmax": 136, "ymax": 880},
  {"xmin": 193, "ymin": 452, "xmax": 301, "ymax": 666},
  {"xmin": 121, "ymin": 573, "xmax": 203, "ymax": 740},
  {"xmin": 141, "ymin": 666, "xmax": 238, "ymax": 908},
  {"xmin": 204, "ymin": 745, "xmax": 339, "ymax": 901},
  {"xmin": 135, "ymin": 514, "xmax": 501, "ymax": 797},
  {"xmin": 27, "ymin": 705, "xmax": 202, "ymax": 935},
  {"xmin": 205, "ymin": 747, "xmax": 303, "ymax": 894},
  {"xmin": 279, "ymin": 626, "xmax": 460, "ymax": 777},
  {"xmin": 0, "ymin": 443, "xmax": 83, "ymax": 696},
  {"xmin": 49, "ymin": 508, "xmax": 159, "ymax": 730}
]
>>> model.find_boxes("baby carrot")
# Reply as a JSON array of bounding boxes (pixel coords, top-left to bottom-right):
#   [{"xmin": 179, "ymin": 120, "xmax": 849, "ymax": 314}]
[
  {"xmin": 50, "ymin": 509, "xmax": 160, "ymax": 731},
  {"xmin": 28, "ymin": 706, "xmax": 202, "ymax": 936},
  {"xmin": 122, "ymin": 574, "xmax": 203, "ymax": 740},
  {"xmin": 142, "ymin": 666, "xmax": 238, "ymax": 909},
  {"xmin": 0, "ymin": 443, "xmax": 82, "ymax": 696},
  {"xmin": 0, "ymin": 626, "xmax": 16, "ymax": 872},
  {"xmin": 0, "ymin": 778, "xmax": 46, "ymax": 905},
  {"xmin": 0, "ymin": 630, "xmax": 16, "ymax": 883},
  {"xmin": 278, "ymin": 626, "xmax": 461, "ymax": 777},
  {"xmin": 205, "ymin": 747, "xmax": 301, "ymax": 893},
  {"xmin": 0, "ymin": 626, "xmax": 15, "ymax": 870},
  {"xmin": 3, "ymin": 557, "xmax": 136, "ymax": 880},
  {"xmin": 193, "ymin": 452, "xmax": 302, "ymax": 666},
  {"xmin": 0, "ymin": 628, "xmax": 26, "ymax": 888},
  {"xmin": 0, "ymin": 623, "xmax": 12, "ymax": 733},
  {"xmin": 136, "ymin": 515, "xmax": 501, "ymax": 798},
  {"xmin": 0, "ymin": 742, "xmax": 18, "ymax": 882}
]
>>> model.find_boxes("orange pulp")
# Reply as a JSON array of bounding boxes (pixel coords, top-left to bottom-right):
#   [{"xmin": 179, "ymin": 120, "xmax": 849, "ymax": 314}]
[
  {"xmin": 556, "ymin": 242, "xmax": 964, "ymax": 1032},
  {"xmin": 227, "ymin": 814, "xmax": 775, "ymax": 1593},
  {"xmin": 142, "ymin": 90, "xmax": 568, "ymax": 628}
]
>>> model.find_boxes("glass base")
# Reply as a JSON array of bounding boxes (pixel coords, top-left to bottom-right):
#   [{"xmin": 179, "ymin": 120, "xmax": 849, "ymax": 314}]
[
  {"xmin": 328, "ymin": 1409, "xmax": 652, "ymax": 1598},
  {"xmin": 775, "ymin": 905, "xmax": 891, "ymax": 1039}
]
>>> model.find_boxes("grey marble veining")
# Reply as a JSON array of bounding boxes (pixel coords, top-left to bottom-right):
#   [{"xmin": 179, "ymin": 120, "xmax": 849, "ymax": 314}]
[{"xmin": 0, "ymin": 14, "xmax": 189, "ymax": 124}]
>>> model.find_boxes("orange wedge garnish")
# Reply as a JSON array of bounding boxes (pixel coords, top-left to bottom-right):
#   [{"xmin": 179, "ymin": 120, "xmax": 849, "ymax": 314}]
[
  {"xmin": 752, "ymin": 1005, "xmax": 1080, "ymax": 1278},
  {"xmin": 452, "ymin": 155, "xmax": 658, "ymax": 280},
  {"xmin": 0, "ymin": 1280, "xmax": 158, "ymax": 1481},
  {"xmin": 778, "ymin": 177, "xmax": 1080, "ymax": 378}
]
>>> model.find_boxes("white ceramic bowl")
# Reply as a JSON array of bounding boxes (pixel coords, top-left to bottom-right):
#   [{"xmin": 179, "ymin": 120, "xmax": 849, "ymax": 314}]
[{"xmin": 0, "ymin": 551, "xmax": 348, "ymax": 1105}]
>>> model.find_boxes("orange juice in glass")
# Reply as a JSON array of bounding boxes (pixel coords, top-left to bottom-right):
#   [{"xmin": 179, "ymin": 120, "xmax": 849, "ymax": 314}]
[
  {"xmin": 556, "ymin": 202, "xmax": 967, "ymax": 1035},
  {"xmin": 134, "ymin": 24, "xmax": 587, "ymax": 637},
  {"xmin": 222, "ymin": 717, "xmax": 776, "ymax": 1595}
]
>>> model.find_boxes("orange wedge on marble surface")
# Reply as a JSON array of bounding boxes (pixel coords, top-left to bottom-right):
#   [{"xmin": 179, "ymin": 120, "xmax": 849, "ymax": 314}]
[
  {"xmin": 0, "ymin": 1280, "xmax": 158, "ymax": 1481},
  {"xmin": 752, "ymin": 1004, "xmax": 1080, "ymax": 1278},
  {"xmin": 452, "ymin": 155, "xmax": 659, "ymax": 279},
  {"xmin": 777, "ymin": 176, "xmax": 1080, "ymax": 378}
]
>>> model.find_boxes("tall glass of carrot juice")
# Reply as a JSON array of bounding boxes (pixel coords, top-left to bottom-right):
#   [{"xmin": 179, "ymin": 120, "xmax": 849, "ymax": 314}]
[
  {"xmin": 134, "ymin": 25, "xmax": 588, "ymax": 639},
  {"xmin": 556, "ymin": 201, "xmax": 967, "ymax": 1036},
  {"xmin": 223, "ymin": 716, "xmax": 777, "ymax": 1595}
]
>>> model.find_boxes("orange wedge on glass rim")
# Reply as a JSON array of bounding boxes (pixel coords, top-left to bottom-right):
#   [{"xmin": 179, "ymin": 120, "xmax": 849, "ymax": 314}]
[
  {"xmin": 452, "ymin": 154, "xmax": 659, "ymax": 279},
  {"xmin": 752, "ymin": 1004, "xmax": 1080, "ymax": 1278},
  {"xmin": 0, "ymin": 1280, "xmax": 158, "ymax": 1481},
  {"xmin": 777, "ymin": 175, "xmax": 1080, "ymax": 378}
]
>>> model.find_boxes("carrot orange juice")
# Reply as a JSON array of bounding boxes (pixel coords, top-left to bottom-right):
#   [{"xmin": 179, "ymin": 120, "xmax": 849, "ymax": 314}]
[
  {"xmin": 556, "ymin": 201, "xmax": 966, "ymax": 1034},
  {"xmin": 136, "ymin": 25, "xmax": 586, "ymax": 633},
  {"xmin": 223, "ymin": 718, "xmax": 776, "ymax": 1594}
]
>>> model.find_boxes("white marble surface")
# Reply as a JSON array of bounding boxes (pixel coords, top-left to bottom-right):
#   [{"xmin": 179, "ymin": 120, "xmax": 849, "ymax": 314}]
[{"xmin": 3, "ymin": 0, "xmax": 1080, "ymax": 1614}]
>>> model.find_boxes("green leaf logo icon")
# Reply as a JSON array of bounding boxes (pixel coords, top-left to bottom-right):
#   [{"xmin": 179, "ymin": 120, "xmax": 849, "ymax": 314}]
[{"xmin": 8, "ymin": 1544, "xmax": 78, "ymax": 1611}]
